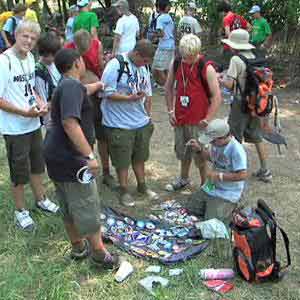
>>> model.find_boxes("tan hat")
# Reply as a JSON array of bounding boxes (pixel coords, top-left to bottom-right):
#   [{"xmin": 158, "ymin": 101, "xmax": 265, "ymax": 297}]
[
  {"xmin": 221, "ymin": 29, "xmax": 255, "ymax": 50},
  {"xmin": 198, "ymin": 119, "xmax": 230, "ymax": 144},
  {"xmin": 112, "ymin": 0, "xmax": 129, "ymax": 8}
]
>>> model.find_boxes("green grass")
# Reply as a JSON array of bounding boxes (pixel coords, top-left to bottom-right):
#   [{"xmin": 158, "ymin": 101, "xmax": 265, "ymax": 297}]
[{"xmin": 0, "ymin": 92, "xmax": 300, "ymax": 299}]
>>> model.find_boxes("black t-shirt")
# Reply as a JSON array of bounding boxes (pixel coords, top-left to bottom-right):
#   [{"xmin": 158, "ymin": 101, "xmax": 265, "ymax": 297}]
[{"xmin": 43, "ymin": 77, "xmax": 95, "ymax": 182}]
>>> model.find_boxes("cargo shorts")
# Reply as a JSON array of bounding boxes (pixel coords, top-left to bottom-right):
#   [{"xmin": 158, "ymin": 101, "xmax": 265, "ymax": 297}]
[
  {"xmin": 105, "ymin": 122, "xmax": 154, "ymax": 170},
  {"xmin": 174, "ymin": 125, "xmax": 206, "ymax": 168},
  {"xmin": 54, "ymin": 180, "xmax": 101, "ymax": 237},
  {"xmin": 228, "ymin": 99, "xmax": 262, "ymax": 144},
  {"xmin": 4, "ymin": 129, "xmax": 45, "ymax": 185}
]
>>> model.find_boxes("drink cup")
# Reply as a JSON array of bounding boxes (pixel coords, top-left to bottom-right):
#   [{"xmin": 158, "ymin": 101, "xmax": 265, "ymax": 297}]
[{"xmin": 115, "ymin": 261, "xmax": 134, "ymax": 283}]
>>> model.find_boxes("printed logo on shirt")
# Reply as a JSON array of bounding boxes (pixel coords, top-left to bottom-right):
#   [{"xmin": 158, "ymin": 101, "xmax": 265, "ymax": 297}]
[{"xmin": 13, "ymin": 72, "xmax": 34, "ymax": 82}]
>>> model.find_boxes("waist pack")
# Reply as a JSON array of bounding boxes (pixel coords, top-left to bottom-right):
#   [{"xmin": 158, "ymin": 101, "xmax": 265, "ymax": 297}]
[{"xmin": 231, "ymin": 199, "xmax": 291, "ymax": 283}]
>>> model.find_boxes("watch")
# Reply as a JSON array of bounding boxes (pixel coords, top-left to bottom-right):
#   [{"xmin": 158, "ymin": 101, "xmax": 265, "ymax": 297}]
[{"xmin": 86, "ymin": 152, "xmax": 96, "ymax": 160}]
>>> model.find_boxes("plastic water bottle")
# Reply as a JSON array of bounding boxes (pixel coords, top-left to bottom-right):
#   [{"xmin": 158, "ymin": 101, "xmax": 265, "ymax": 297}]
[
  {"xmin": 222, "ymin": 87, "xmax": 234, "ymax": 105},
  {"xmin": 199, "ymin": 268, "xmax": 235, "ymax": 280}
]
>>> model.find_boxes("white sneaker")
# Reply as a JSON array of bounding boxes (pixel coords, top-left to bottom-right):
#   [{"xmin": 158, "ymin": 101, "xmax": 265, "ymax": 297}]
[
  {"xmin": 165, "ymin": 178, "xmax": 191, "ymax": 192},
  {"xmin": 37, "ymin": 198, "xmax": 59, "ymax": 213},
  {"xmin": 15, "ymin": 210, "xmax": 35, "ymax": 231},
  {"xmin": 145, "ymin": 189, "xmax": 159, "ymax": 201}
]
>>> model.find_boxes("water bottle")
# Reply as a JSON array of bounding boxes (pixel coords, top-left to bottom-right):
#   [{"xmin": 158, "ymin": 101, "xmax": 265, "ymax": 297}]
[
  {"xmin": 199, "ymin": 268, "xmax": 235, "ymax": 280},
  {"xmin": 222, "ymin": 87, "xmax": 234, "ymax": 105}
]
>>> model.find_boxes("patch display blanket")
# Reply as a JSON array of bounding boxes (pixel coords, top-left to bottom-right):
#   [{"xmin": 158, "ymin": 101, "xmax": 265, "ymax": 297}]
[{"xmin": 101, "ymin": 203, "xmax": 209, "ymax": 264}]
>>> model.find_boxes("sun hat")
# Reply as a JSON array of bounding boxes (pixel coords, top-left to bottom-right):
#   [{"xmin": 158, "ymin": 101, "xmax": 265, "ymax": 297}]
[
  {"xmin": 221, "ymin": 29, "xmax": 255, "ymax": 50},
  {"xmin": 198, "ymin": 119, "xmax": 230, "ymax": 144},
  {"xmin": 249, "ymin": 5, "xmax": 261, "ymax": 14}
]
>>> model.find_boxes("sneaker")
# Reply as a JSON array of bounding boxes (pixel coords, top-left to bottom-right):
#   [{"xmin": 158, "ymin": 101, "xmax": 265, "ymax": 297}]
[
  {"xmin": 36, "ymin": 197, "xmax": 59, "ymax": 213},
  {"xmin": 139, "ymin": 188, "xmax": 159, "ymax": 201},
  {"xmin": 165, "ymin": 177, "xmax": 191, "ymax": 192},
  {"xmin": 102, "ymin": 174, "xmax": 118, "ymax": 189},
  {"xmin": 90, "ymin": 251, "xmax": 120, "ymax": 270},
  {"xmin": 15, "ymin": 210, "xmax": 35, "ymax": 231},
  {"xmin": 252, "ymin": 169, "xmax": 272, "ymax": 183},
  {"xmin": 120, "ymin": 192, "xmax": 135, "ymax": 207},
  {"xmin": 70, "ymin": 239, "xmax": 90, "ymax": 260}
]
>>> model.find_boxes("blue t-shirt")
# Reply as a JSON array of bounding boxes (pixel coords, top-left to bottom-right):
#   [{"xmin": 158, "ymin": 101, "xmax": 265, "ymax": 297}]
[
  {"xmin": 156, "ymin": 13, "xmax": 175, "ymax": 50},
  {"xmin": 65, "ymin": 17, "xmax": 75, "ymax": 42},
  {"xmin": 202, "ymin": 137, "xmax": 247, "ymax": 203},
  {"xmin": 100, "ymin": 54, "xmax": 151, "ymax": 129}
]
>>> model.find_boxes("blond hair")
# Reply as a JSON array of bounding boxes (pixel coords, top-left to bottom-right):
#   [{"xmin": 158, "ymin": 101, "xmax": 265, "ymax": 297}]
[
  {"xmin": 74, "ymin": 29, "xmax": 91, "ymax": 54},
  {"xmin": 179, "ymin": 34, "xmax": 201, "ymax": 58},
  {"xmin": 15, "ymin": 20, "xmax": 41, "ymax": 36}
]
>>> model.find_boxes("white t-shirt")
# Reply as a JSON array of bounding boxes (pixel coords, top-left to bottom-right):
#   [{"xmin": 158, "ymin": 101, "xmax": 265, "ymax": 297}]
[
  {"xmin": 178, "ymin": 16, "xmax": 202, "ymax": 37},
  {"xmin": 114, "ymin": 14, "xmax": 140, "ymax": 54},
  {"xmin": 0, "ymin": 48, "xmax": 40, "ymax": 135}
]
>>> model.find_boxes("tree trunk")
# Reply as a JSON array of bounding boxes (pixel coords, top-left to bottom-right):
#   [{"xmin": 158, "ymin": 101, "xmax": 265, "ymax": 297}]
[
  {"xmin": 7, "ymin": 0, "xmax": 15, "ymax": 10},
  {"xmin": 0, "ymin": 0, "xmax": 7, "ymax": 11},
  {"xmin": 62, "ymin": 0, "xmax": 68, "ymax": 23}
]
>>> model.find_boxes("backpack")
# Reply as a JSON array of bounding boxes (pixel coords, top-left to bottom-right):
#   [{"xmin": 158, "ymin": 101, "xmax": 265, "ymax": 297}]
[
  {"xmin": 115, "ymin": 54, "xmax": 132, "ymax": 83},
  {"xmin": 146, "ymin": 12, "xmax": 161, "ymax": 44},
  {"xmin": 173, "ymin": 55, "xmax": 222, "ymax": 101},
  {"xmin": 231, "ymin": 14, "xmax": 247, "ymax": 31},
  {"xmin": 236, "ymin": 53, "xmax": 274, "ymax": 117},
  {"xmin": 231, "ymin": 199, "xmax": 291, "ymax": 283},
  {"xmin": 35, "ymin": 62, "xmax": 56, "ymax": 102},
  {"xmin": 0, "ymin": 11, "xmax": 13, "ymax": 30},
  {"xmin": 5, "ymin": 16, "xmax": 17, "ymax": 44}
]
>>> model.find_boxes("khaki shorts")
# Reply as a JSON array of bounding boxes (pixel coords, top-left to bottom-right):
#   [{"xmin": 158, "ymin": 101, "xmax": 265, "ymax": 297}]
[
  {"xmin": 152, "ymin": 48, "xmax": 175, "ymax": 71},
  {"xmin": 105, "ymin": 122, "xmax": 154, "ymax": 170},
  {"xmin": 4, "ymin": 129, "xmax": 45, "ymax": 185},
  {"xmin": 54, "ymin": 180, "xmax": 101, "ymax": 237},
  {"xmin": 174, "ymin": 125, "xmax": 206, "ymax": 167},
  {"xmin": 228, "ymin": 99, "xmax": 262, "ymax": 144},
  {"xmin": 185, "ymin": 189, "xmax": 237, "ymax": 227}
]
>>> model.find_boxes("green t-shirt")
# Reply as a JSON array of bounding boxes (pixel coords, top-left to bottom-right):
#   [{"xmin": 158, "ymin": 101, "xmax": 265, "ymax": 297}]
[
  {"xmin": 250, "ymin": 17, "xmax": 271, "ymax": 45},
  {"xmin": 73, "ymin": 11, "xmax": 99, "ymax": 34}
]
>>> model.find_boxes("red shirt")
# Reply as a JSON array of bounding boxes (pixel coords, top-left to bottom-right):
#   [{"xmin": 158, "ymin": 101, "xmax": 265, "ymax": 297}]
[
  {"xmin": 64, "ymin": 38, "xmax": 102, "ymax": 77},
  {"xmin": 175, "ymin": 56, "xmax": 210, "ymax": 126},
  {"xmin": 223, "ymin": 12, "xmax": 248, "ymax": 50}
]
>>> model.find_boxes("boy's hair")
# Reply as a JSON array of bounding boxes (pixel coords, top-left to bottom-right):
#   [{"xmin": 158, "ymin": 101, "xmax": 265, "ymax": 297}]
[
  {"xmin": 158, "ymin": 0, "xmax": 170, "ymax": 12},
  {"xmin": 179, "ymin": 34, "xmax": 201, "ymax": 58},
  {"xmin": 13, "ymin": 3, "xmax": 27, "ymax": 14},
  {"xmin": 37, "ymin": 33, "xmax": 61, "ymax": 56},
  {"xmin": 55, "ymin": 48, "xmax": 81, "ymax": 74},
  {"xmin": 74, "ymin": 29, "xmax": 91, "ymax": 54},
  {"xmin": 15, "ymin": 20, "xmax": 41, "ymax": 36},
  {"xmin": 134, "ymin": 39, "xmax": 155, "ymax": 58},
  {"xmin": 218, "ymin": 1, "xmax": 231, "ymax": 13}
]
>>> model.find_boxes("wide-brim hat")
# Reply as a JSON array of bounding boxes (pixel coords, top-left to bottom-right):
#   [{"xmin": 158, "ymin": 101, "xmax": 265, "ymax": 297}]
[{"xmin": 222, "ymin": 29, "xmax": 255, "ymax": 50}]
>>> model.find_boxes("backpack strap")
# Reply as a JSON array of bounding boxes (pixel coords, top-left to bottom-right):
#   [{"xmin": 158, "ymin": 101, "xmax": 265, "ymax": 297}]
[
  {"xmin": 1, "ymin": 53, "xmax": 11, "ymax": 71},
  {"xmin": 115, "ymin": 54, "xmax": 131, "ymax": 83},
  {"xmin": 35, "ymin": 62, "xmax": 55, "ymax": 102}
]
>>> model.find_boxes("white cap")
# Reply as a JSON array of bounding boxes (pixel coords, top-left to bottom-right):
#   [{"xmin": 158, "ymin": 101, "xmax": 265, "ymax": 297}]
[{"xmin": 198, "ymin": 119, "xmax": 230, "ymax": 144}]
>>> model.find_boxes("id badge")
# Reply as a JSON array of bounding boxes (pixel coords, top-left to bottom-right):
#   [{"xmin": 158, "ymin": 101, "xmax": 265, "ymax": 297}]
[{"xmin": 180, "ymin": 96, "xmax": 190, "ymax": 107}]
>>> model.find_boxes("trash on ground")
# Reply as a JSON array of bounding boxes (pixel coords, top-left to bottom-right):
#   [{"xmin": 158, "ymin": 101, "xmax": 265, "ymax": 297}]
[
  {"xmin": 195, "ymin": 219, "xmax": 229, "ymax": 239},
  {"xmin": 199, "ymin": 268, "xmax": 235, "ymax": 280},
  {"xmin": 145, "ymin": 265, "xmax": 161, "ymax": 273},
  {"xmin": 139, "ymin": 276, "xmax": 169, "ymax": 295},
  {"xmin": 169, "ymin": 268, "xmax": 183, "ymax": 276},
  {"xmin": 114, "ymin": 260, "xmax": 134, "ymax": 283},
  {"xmin": 202, "ymin": 280, "xmax": 234, "ymax": 294}
]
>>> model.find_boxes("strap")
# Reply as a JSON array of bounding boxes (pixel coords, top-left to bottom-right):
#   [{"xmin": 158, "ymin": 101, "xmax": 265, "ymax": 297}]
[
  {"xmin": 115, "ymin": 54, "xmax": 131, "ymax": 82},
  {"xmin": 276, "ymin": 224, "xmax": 291, "ymax": 269},
  {"xmin": 1, "ymin": 53, "xmax": 11, "ymax": 71}
]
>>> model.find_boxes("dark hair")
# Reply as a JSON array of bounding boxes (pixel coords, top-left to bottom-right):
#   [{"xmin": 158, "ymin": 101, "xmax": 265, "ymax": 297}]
[
  {"xmin": 134, "ymin": 39, "xmax": 155, "ymax": 58},
  {"xmin": 158, "ymin": 0, "xmax": 170, "ymax": 11},
  {"xmin": 218, "ymin": 1, "xmax": 231, "ymax": 13},
  {"xmin": 13, "ymin": 3, "xmax": 27, "ymax": 14},
  {"xmin": 55, "ymin": 48, "xmax": 81, "ymax": 74},
  {"xmin": 37, "ymin": 33, "xmax": 61, "ymax": 56}
]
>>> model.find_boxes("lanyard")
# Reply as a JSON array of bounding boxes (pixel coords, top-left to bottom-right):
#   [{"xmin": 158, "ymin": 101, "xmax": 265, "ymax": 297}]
[
  {"xmin": 17, "ymin": 55, "xmax": 32, "ymax": 87},
  {"xmin": 181, "ymin": 60, "xmax": 196, "ymax": 95}
]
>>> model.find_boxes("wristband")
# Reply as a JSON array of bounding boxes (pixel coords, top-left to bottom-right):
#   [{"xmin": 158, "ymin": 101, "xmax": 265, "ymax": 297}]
[
  {"xmin": 168, "ymin": 110, "xmax": 174, "ymax": 115},
  {"xmin": 202, "ymin": 119, "xmax": 209, "ymax": 126},
  {"xmin": 219, "ymin": 172, "xmax": 224, "ymax": 182}
]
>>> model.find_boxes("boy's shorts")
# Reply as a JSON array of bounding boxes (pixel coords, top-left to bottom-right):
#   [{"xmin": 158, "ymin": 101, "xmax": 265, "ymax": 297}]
[
  {"xmin": 152, "ymin": 48, "xmax": 175, "ymax": 71},
  {"xmin": 105, "ymin": 122, "xmax": 154, "ymax": 170},
  {"xmin": 54, "ymin": 180, "xmax": 101, "ymax": 237},
  {"xmin": 228, "ymin": 99, "xmax": 262, "ymax": 144},
  {"xmin": 174, "ymin": 125, "xmax": 206, "ymax": 167},
  {"xmin": 4, "ymin": 129, "xmax": 45, "ymax": 185}
]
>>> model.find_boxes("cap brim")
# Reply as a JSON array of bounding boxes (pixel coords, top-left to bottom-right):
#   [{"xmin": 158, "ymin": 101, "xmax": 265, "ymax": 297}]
[
  {"xmin": 221, "ymin": 38, "xmax": 255, "ymax": 50},
  {"xmin": 198, "ymin": 133, "xmax": 214, "ymax": 145}
]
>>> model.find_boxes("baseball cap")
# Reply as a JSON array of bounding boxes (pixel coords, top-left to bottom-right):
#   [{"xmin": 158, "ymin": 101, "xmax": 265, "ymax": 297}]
[
  {"xmin": 25, "ymin": 0, "xmax": 37, "ymax": 6},
  {"xmin": 112, "ymin": 0, "xmax": 129, "ymax": 8},
  {"xmin": 249, "ymin": 5, "xmax": 261, "ymax": 14},
  {"xmin": 187, "ymin": 2, "xmax": 197, "ymax": 9},
  {"xmin": 77, "ymin": 0, "xmax": 90, "ymax": 8},
  {"xmin": 198, "ymin": 119, "xmax": 230, "ymax": 144}
]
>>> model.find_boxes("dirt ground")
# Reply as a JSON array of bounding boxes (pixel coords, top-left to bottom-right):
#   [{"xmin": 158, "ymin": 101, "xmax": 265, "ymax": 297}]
[{"xmin": 100, "ymin": 87, "xmax": 300, "ymax": 293}]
